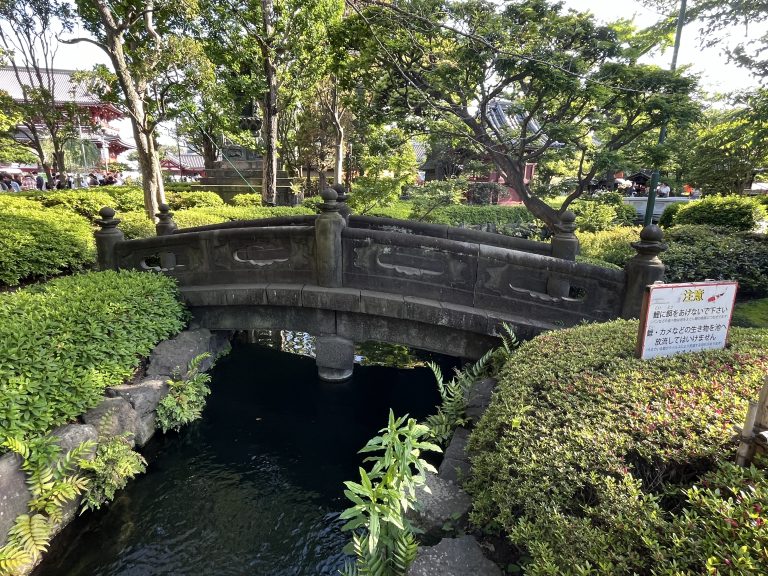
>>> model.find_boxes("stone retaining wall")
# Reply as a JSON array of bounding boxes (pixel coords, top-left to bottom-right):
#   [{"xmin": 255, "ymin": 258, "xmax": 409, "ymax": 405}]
[{"xmin": 0, "ymin": 329, "xmax": 231, "ymax": 572}]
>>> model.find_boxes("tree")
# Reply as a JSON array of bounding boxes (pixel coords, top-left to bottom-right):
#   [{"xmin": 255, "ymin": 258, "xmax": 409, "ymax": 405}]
[
  {"xmin": 0, "ymin": 0, "xmax": 87, "ymax": 178},
  {"xmin": 685, "ymin": 90, "xmax": 768, "ymax": 194},
  {"xmin": 344, "ymin": 0, "xmax": 698, "ymax": 230},
  {"xmin": 0, "ymin": 90, "xmax": 38, "ymax": 164},
  {"xmin": 202, "ymin": 0, "xmax": 343, "ymax": 204},
  {"xmin": 70, "ymin": 0, "xmax": 212, "ymax": 217}
]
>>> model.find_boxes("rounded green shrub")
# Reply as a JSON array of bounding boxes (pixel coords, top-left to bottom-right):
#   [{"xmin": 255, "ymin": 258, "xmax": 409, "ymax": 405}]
[
  {"xmin": 571, "ymin": 200, "xmax": 618, "ymax": 232},
  {"xmin": 467, "ymin": 320, "xmax": 768, "ymax": 575},
  {"xmin": 172, "ymin": 205, "xmax": 315, "ymax": 229},
  {"xmin": 166, "ymin": 190, "xmax": 225, "ymax": 210},
  {"xmin": 664, "ymin": 225, "xmax": 768, "ymax": 298},
  {"xmin": 657, "ymin": 201, "xmax": 684, "ymax": 228},
  {"xmin": 0, "ymin": 205, "xmax": 95, "ymax": 285},
  {"xmin": 37, "ymin": 190, "xmax": 114, "ymax": 220},
  {"xmin": 429, "ymin": 204, "xmax": 535, "ymax": 228},
  {"xmin": 675, "ymin": 196, "xmax": 766, "ymax": 231}
]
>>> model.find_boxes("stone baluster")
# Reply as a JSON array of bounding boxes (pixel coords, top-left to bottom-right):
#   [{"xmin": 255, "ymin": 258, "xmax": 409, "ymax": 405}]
[
  {"xmin": 546, "ymin": 210, "xmax": 578, "ymax": 297},
  {"xmin": 155, "ymin": 203, "xmax": 178, "ymax": 236},
  {"xmin": 621, "ymin": 225, "xmax": 667, "ymax": 319},
  {"xmin": 333, "ymin": 183, "xmax": 351, "ymax": 222},
  {"xmin": 94, "ymin": 207, "xmax": 124, "ymax": 271},
  {"xmin": 155, "ymin": 203, "xmax": 177, "ymax": 270},
  {"xmin": 315, "ymin": 185, "xmax": 345, "ymax": 288}
]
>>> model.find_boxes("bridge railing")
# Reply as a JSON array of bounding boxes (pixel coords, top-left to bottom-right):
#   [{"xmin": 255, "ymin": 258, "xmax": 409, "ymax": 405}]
[{"xmin": 94, "ymin": 188, "xmax": 666, "ymax": 324}]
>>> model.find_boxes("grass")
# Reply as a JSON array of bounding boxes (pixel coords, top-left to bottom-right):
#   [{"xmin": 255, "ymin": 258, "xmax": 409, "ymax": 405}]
[{"xmin": 733, "ymin": 297, "xmax": 768, "ymax": 328}]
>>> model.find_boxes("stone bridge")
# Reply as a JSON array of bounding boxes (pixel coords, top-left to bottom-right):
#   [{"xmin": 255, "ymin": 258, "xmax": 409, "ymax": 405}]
[{"xmin": 95, "ymin": 188, "xmax": 666, "ymax": 380}]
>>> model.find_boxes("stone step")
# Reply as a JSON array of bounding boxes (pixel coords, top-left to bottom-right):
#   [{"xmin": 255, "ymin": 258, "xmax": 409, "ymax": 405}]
[{"xmin": 199, "ymin": 176, "xmax": 295, "ymax": 187}]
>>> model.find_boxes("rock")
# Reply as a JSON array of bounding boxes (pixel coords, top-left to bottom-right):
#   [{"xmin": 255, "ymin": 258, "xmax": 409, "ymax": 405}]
[
  {"xmin": 82, "ymin": 397, "xmax": 139, "ymax": 447},
  {"xmin": 466, "ymin": 378, "xmax": 497, "ymax": 423},
  {"xmin": 408, "ymin": 472, "xmax": 472, "ymax": 544},
  {"xmin": 51, "ymin": 424, "xmax": 99, "ymax": 460},
  {"xmin": 106, "ymin": 377, "xmax": 169, "ymax": 416},
  {"xmin": 407, "ymin": 536, "xmax": 502, "ymax": 576},
  {"xmin": 0, "ymin": 453, "xmax": 30, "ymax": 547},
  {"xmin": 147, "ymin": 329, "xmax": 231, "ymax": 379},
  {"xmin": 438, "ymin": 427, "xmax": 471, "ymax": 484},
  {"xmin": 135, "ymin": 412, "xmax": 157, "ymax": 447}
]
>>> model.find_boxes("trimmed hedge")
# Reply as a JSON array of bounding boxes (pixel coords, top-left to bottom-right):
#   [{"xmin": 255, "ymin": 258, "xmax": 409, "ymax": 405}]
[
  {"xmin": 664, "ymin": 226, "xmax": 768, "ymax": 298},
  {"xmin": 468, "ymin": 320, "xmax": 768, "ymax": 575},
  {"xmin": 36, "ymin": 190, "xmax": 115, "ymax": 221},
  {"xmin": 172, "ymin": 205, "xmax": 315, "ymax": 230},
  {"xmin": 674, "ymin": 196, "xmax": 766, "ymax": 231},
  {"xmin": 231, "ymin": 193, "xmax": 264, "ymax": 207},
  {"xmin": 427, "ymin": 204, "xmax": 535, "ymax": 228},
  {"xmin": 0, "ymin": 201, "xmax": 95, "ymax": 286},
  {"xmin": 166, "ymin": 190, "xmax": 225, "ymax": 210},
  {"xmin": 0, "ymin": 271, "xmax": 185, "ymax": 442}
]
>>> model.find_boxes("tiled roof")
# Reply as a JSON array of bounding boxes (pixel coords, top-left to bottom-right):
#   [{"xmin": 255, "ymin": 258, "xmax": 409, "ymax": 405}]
[
  {"xmin": 485, "ymin": 99, "xmax": 550, "ymax": 149},
  {"xmin": 165, "ymin": 153, "xmax": 206, "ymax": 170},
  {"xmin": 0, "ymin": 65, "xmax": 102, "ymax": 105},
  {"xmin": 412, "ymin": 140, "xmax": 428, "ymax": 165}
]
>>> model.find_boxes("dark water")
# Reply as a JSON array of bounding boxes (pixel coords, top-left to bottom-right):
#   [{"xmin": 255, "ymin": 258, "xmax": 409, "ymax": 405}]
[{"xmin": 35, "ymin": 341, "xmax": 451, "ymax": 576}]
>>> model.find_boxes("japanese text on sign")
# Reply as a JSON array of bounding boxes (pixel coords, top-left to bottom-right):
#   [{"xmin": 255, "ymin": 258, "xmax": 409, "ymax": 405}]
[{"xmin": 637, "ymin": 281, "xmax": 738, "ymax": 360}]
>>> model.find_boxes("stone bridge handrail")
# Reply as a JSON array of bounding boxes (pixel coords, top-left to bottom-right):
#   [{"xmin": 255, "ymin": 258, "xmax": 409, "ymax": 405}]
[
  {"xmin": 94, "ymin": 189, "xmax": 667, "ymax": 336},
  {"xmin": 349, "ymin": 214, "xmax": 553, "ymax": 257}
]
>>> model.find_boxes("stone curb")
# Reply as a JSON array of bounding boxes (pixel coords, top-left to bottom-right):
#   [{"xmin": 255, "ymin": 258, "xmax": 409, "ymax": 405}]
[{"xmin": 409, "ymin": 377, "xmax": 499, "ymax": 575}]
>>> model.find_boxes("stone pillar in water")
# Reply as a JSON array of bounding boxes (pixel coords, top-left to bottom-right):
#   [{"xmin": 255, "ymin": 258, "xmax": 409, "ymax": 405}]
[{"xmin": 316, "ymin": 335, "xmax": 354, "ymax": 381}]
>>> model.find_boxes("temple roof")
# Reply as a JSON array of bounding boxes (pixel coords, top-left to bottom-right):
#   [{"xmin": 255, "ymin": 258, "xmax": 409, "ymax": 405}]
[
  {"xmin": 163, "ymin": 153, "xmax": 206, "ymax": 171},
  {"xmin": 485, "ymin": 99, "xmax": 551, "ymax": 149},
  {"xmin": 0, "ymin": 66, "xmax": 121, "ymax": 114}
]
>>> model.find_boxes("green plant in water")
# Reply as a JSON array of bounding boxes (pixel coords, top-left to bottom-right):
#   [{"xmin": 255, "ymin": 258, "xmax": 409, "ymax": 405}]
[
  {"xmin": 78, "ymin": 434, "xmax": 147, "ymax": 513},
  {"xmin": 0, "ymin": 436, "xmax": 92, "ymax": 575},
  {"xmin": 425, "ymin": 347, "xmax": 495, "ymax": 446},
  {"xmin": 339, "ymin": 410, "xmax": 441, "ymax": 576},
  {"xmin": 156, "ymin": 353, "xmax": 212, "ymax": 433}
]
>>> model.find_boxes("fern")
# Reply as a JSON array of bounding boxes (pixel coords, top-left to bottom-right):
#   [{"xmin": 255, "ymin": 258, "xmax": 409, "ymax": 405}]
[
  {"xmin": 79, "ymin": 434, "xmax": 146, "ymax": 513},
  {"xmin": 0, "ymin": 541, "xmax": 30, "ymax": 574},
  {"xmin": 157, "ymin": 353, "xmax": 213, "ymax": 433},
  {"xmin": 8, "ymin": 515, "xmax": 50, "ymax": 556}
]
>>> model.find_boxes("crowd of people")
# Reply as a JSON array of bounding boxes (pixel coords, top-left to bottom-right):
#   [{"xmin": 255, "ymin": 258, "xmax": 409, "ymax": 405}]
[{"xmin": 0, "ymin": 170, "xmax": 125, "ymax": 191}]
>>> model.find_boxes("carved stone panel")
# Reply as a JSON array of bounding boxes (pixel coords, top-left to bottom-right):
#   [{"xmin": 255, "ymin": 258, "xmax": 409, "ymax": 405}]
[{"xmin": 342, "ymin": 236, "xmax": 477, "ymax": 306}]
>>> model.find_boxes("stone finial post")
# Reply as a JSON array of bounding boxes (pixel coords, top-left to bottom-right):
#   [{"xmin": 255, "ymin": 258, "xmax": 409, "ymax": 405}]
[
  {"xmin": 94, "ymin": 207, "xmax": 124, "ymax": 271},
  {"xmin": 621, "ymin": 225, "xmax": 667, "ymax": 319},
  {"xmin": 546, "ymin": 210, "xmax": 578, "ymax": 297},
  {"xmin": 333, "ymin": 183, "xmax": 351, "ymax": 222},
  {"xmin": 315, "ymin": 185, "xmax": 345, "ymax": 287},
  {"xmin": 155, "ymin": 204, "xmax": 177, "ymax": 236},
  {"xmin": 155, "ymin": 204, "xmax": 178, "ymax": 270}
]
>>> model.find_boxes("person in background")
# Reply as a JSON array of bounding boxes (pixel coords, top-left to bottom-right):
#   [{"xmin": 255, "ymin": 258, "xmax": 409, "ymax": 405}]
[
  {"xmin": 33, "ymin": 170, "xmax": 45, "ymax": 190},
  {"xmin": 21, "ymin": 173, "xmax": 35, "ymax": 190},
  {"xmin": 658, "ymin": 182, "xmax": 671, "ymax": 197}
]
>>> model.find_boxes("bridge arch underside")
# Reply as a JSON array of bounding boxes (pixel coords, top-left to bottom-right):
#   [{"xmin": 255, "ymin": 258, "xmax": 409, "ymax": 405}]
[{"xmin": 181, "ymin": 284, "xmax": 550, "ymax": 359}]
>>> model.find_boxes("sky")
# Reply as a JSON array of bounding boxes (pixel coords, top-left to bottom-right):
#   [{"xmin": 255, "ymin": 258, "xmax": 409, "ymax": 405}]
[{"xmin": 46, "ymin": 0, "xmax": 766, "ymax": 146}]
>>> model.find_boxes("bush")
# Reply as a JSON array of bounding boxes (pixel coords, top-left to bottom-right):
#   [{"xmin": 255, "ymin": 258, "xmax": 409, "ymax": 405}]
[
  {"xmin": 37, "ymin": 190, "xmax": 115, "ymax": 220},
  {"xmin": 0, "ymin": 271, "xmax": 185, "ymax": 442},
  {"xmin": 467, "ymin": 182, "xmax": 506, "ymax": 205},
  {"xmin": 172, "ymin": 205, "xmax": 315, "ymax": 229},
  {"xmin": 365, "ymin": 201, "xmax": 413, "ymax": 220},
  {"xmin": 675, "ymin": 196, "xmax": 766, "ymax": 231},
  {"xmin": 467, "ymin": 320, "xmax": 768, "ymax": 575},
  {"xmin": 657, "ymin": 201, "xmax": 684, "ymax": 228},
  {"xmin": 571, "ymin": 200, "xmax": 618, "ymax": 232},
  {"xmin": 103, "ymin": 185, "xmax": 146, "ymax": 212},
  {"xmin": 166, "ymin": 190, "xmax": 225, "ymax": 210},
  {"xmin": 429, "ymin": 204, "xmax": 535, "ymax": 228},
  {"xmin": 577, "ymin": 227, "xmax": 641, "ymax": 267},
  {"xmin": 0, "ymin": 205, "xmax": 95, "ymax": 285},
  {"xmin": 231, "ymin": 193, "xmax": 264, "ymax": 207},
  {"xmin": 118, "ymin": 210, "xmax": 156, "ymax": 240},
  {"xmin": 664, "ymin": 225, "xmax": 768, "ymax": 298}
]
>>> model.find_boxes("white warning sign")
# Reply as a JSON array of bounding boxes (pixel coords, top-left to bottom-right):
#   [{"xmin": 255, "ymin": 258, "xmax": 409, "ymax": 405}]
[{"xmin": 637, "ymin": 281, "xmax": 738, "ymax": 360}]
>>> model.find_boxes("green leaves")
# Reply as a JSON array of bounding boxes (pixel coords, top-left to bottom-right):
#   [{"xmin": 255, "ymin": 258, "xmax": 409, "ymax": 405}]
[
  {"xmin": 156, "ymin": 353, "xmax": 213, "ymax": 432},
  {"xmin": 340, "ymin": 409, "xmax": 440, "ymax": 576},
  {"xmin": 0, "ymin": 270, "xmax": 185, "ymax": 442}
]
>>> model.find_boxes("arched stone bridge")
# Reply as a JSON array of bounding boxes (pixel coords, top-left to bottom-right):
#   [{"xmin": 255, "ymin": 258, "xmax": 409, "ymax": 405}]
[{"xmin": 95, "ymin": 189, "xmax": 666, "ymax": 380}]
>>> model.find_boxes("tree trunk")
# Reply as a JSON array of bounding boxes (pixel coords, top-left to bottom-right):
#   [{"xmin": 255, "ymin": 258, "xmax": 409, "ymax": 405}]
[
  {"xmin": 333, "ymin": 127, "xmax": 344, "ymax": 186},
  {"xmin": 202, "ymin": 133, "xmax": 217, "ymax": 169},
  {"xmin": 133, "ymin": 129, "xmax": 165, "ymax": 218},
  {"xmin": 260, "ymin": 0, "xmax": 278, "ymax": 205}
]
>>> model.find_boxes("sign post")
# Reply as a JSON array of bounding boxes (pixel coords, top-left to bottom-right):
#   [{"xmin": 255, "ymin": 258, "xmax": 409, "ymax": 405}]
[{"xmin": 636, "ymin": 281, "xmax": 738, "ymax": 360}]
